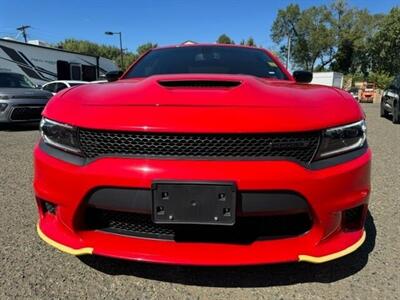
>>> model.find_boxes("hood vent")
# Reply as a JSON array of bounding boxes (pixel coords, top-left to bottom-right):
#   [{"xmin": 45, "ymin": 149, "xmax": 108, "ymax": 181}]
[{"xmin": 158, "ymin": 80, "xmax": 241, "ymax": 88}]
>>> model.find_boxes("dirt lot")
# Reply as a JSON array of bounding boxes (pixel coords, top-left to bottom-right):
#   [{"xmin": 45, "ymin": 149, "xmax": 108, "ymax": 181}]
[{"xmin": 0, "ymin": 104, "xmax": 398, "ymax": 300}]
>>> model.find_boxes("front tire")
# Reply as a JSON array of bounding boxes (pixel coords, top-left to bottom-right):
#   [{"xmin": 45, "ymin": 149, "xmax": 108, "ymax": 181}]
[{"xmin": 393, "ymin": 101, "xmax": 400, "ymax": 124}]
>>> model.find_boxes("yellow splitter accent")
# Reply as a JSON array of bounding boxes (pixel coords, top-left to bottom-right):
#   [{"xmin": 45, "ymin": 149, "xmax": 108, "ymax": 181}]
[
  {"xmin": 298, "ymin": 230, "xmax": 366, "ymax": 263},
  {"xmin": 37, "ymin": 223, "xmax": 365, "ymax": 263},
  {"xmin": 37, "ymin": 224, "xmax": 93, "ymax": 256}
]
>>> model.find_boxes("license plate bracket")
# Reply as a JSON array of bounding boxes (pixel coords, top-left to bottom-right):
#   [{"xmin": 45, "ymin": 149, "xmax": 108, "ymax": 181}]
[{"xmin": 152, "ymin": 181, "xmax": 236, "ymax": 225}]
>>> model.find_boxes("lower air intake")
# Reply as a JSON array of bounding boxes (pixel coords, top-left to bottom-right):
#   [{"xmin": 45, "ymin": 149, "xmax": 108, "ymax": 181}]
[{"xmin": 85, "ymin": 208, "xmax": 312, "ymax": 244}]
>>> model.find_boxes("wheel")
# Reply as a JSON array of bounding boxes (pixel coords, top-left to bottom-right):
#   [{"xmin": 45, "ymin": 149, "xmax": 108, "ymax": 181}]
[
  {"xmin": 393, "ymin": 101, "xmax": 400, "ymax": 124},
  {"xmin": 380, "ymin": 100, "xmax": 389, "ymax": 118}
]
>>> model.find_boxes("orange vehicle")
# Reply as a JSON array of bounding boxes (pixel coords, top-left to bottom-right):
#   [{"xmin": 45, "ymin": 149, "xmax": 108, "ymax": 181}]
[{"xmin": 360, "ymin": 82, "xmax": 376, "ymax": 103}]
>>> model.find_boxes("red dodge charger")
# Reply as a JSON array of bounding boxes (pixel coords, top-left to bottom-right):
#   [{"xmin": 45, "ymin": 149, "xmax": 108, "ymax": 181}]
[{"xmin": 34, "ymin": 44, "xmax": 371, "ymax": 265}]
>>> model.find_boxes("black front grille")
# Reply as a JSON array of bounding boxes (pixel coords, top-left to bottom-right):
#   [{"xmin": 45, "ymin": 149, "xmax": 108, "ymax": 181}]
[
  {"xmin": 85, "ymin": 208, "xmax": 312, "ymax": 243},
  {"xmin": 10, "ymin": 106, "xmax": 44, "ymax": 121},
  {"xmin": 79, "ymin": 130, "xmax": 320, "ymax": 163}
]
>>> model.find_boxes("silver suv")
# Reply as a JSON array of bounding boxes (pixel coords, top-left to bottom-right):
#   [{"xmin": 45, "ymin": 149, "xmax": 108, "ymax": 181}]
[
  {"xmin": 381, "ymin": 74, "xmax": 400, "ymax": 124},
  {"xmin": 0, "ymin": 72, "xmax": 52, "ymax": 123}
]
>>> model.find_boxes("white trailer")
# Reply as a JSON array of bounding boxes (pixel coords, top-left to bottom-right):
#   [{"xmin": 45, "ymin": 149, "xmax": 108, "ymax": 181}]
[
  {"xmin": 311, "ymin": 72, "xmax": 344, "ymax": 88},
  {"xmin": 0, "ymin": 38, "xmax": 118, "ymax": 85}
]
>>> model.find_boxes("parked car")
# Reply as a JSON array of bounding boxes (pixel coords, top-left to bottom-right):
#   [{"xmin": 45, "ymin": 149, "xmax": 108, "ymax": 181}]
[
  {"xmin": 348, "ymin": 87, "xmax": 359, "ymax": 101},
  {"xmin": 41, "ymin": 80, "xmax": 89, "ymax": 95},
  {"xmin": 35, "ymin": 44, "xmax": 371, "ymax": 265},
  {"xmin": 381, "ymin": 74, "xmax": 400, "ymax": 124},
  {"xmin": 360, "ymin": 82, "xmax": 376, "ymax": 103},
  {"xmin": 0, "ymin": 72, "xmax": 52, "ymax": 123}
]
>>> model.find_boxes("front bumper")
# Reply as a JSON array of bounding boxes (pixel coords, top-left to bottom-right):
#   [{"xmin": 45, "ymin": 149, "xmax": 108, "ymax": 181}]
[
  {"xmin": 0, "ymin": 100, "xmax": 46, "ymax": 123},
  {"xmin": 34, "ymin": 143, "xmax": 371, "ymax": 266}
]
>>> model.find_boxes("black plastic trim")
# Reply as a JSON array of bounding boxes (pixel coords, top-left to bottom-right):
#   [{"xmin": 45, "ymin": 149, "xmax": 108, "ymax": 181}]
[
  {"xmin": 87, "ymin": 187, "xmax": 152, "ymax": 213},
  {"xmin": 39, "ymin": 140, "xmax": 86, "ymax": 166},
  {"xmin": 309, "ymin": 143, "xmax": 368, "ymax": 170},
  {"xmin": 86, "ymin": 187, "xmax": 309, "ymax": 216},
  {"xmin": 240, "ymin": 191, "xmax": 309, "ymax": 215}
]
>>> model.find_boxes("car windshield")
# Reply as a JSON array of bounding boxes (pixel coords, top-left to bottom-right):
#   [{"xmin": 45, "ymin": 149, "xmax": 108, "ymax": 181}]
[
  {"xmin": 124, "ymin": 46, "xmax": 288, "ymax": 80},
  {"xmin": 0, "ymin": 73, "xmax": 36, "ymax": 88}
]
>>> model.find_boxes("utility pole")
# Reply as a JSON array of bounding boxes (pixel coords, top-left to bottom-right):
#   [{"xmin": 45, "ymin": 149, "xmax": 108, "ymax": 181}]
[
  {"xmin": 118, "ymin": 32, "xmax": 123, "ymax": 68},
  {"xmin": 286, "ymin": 34, "xmax": 291, "ymax": 71},
  {"xmin": 105, "ymin": 31, "xmax": 124, "ymax": 69},
  {"xmin": 17, "ymin": 25, "xmax": 30, "ymax": 43}
]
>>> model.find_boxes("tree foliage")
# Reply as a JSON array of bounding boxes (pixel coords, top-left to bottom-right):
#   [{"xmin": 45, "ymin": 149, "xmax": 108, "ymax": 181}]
[
  {"xmin": 57, "ymin": 39, "xmax": 157, "ymax": 70},
  {"xmin": 136, "ymin": 42, "xmax": 158, "ymax": 56},
  {"xmin": 217, "ymin": 34, "xmax": 234, "ymax": 44},
  {"xmin": 239, "ymin": 37, "xmax": 256, "ymax": 46},
  {"xmin": 272, "ymin": 4, "xmax": 336, "ymax": 71},
  {"xmin": 369, "ymin": 7, "xmax": 400, "ymax": 76},
  {"xmin": 270, "ymin": 0, "xmax": 390, "ymax": 75}
]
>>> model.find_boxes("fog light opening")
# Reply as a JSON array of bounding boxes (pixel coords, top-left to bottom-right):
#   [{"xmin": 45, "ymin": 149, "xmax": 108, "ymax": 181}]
[
  {"xmin": 42, "ymin": 200, "xmax": 57, "ymax": 215},
  {"xmin": 342, "ymin": 204, "xmax": 367, "ymax": 231}
]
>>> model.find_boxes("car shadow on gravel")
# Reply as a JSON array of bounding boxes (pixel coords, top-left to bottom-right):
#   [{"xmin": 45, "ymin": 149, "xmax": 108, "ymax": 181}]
[
  {"xmin": 0, "ymin": 122, "xmax": 39, "ymax": 131},
  {"xmin": 79, "ymin": 212, "xmax": 376, "ymax": 287}
]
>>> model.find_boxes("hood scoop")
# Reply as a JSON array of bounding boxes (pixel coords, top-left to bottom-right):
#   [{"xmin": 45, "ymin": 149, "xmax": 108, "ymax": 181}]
[{"xmin": 157, "ymin": 80, "xmax": 241, "ymax": 88}]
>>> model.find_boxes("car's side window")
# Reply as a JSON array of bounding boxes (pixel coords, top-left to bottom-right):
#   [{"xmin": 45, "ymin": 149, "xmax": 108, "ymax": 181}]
[
  {"xmin": 43, "ymin": 83, "xmax": 56, "ymax": 93},
  {"xmin": 55, "ymin": 83, "xmax": 67, "ymax": 93}
]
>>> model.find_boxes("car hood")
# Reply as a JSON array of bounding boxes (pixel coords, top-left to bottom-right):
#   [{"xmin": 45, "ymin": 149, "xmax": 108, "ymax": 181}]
[
  {"xmin": 44, "ymin": 74, "xmax": 364, "ymax": 133},
  {"xmin": 0, "ymin": 88, "xmax": 52, "ymax": 99}
]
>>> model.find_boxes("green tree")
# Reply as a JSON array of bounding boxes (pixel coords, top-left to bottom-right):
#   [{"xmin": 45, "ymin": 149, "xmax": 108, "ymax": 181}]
[
  {"xmin": 368, "ymin": 72, "xmax": 394, "ymax": 89},
  {"xmin": 217, "ymin": 34, "xmax": 234, "ymax": 44},
  {"xmin": 270, "ymin": 0, "xmax": 382, "ymax": 73},
  {"xmin": 57, "ymin": 39, "xmax": 160, "ymax": 70},
  {"xmin": 369, "ymin": 7, "xmax": 400, "ymax": 76},
  {"xmin": 328, "ymin": 1, "xmax": 382, "ymax": 74},
  {"xmin": 239, "ymin": 37, "xmax": 256, "ymax": 46},
  {"xmin": 271, "ymin": 4, "xmax": 333, "ymax": 71},
  {"xmin": 246, "ymin": 37, "xmax": 255, "ymax": 46},
  {"xmin": 136, "ymin": 42, "xmax": 158, "ymax": 56}
]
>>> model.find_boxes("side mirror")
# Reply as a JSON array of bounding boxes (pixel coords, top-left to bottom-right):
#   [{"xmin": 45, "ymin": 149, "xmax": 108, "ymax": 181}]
[
  {"xmin": 36, "ymin": 84, "xmax": 42, "ymax": 89},
  {"xmin": 106, "ymin": 70, "xmax": 123, "ymax": 82},
  {"xmin": 293, "ymin": 70, "xmax": 313, "ymax": 83}
]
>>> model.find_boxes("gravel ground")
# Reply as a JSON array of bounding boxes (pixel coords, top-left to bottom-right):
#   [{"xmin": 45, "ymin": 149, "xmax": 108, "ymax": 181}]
[{"xmin": 0, "ymin": 104, "xmax": 399, "ymax": 300}]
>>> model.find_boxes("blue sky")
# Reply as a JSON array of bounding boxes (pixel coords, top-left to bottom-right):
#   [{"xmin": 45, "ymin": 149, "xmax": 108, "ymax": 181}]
[{"xmin": 0, "ymin": 0, "xmax": 397, "ymax": 52}]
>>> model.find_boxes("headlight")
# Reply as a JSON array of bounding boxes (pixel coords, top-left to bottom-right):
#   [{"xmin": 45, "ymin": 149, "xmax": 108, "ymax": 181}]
[
  {"xmin": 314, "ymin": 120, "xmax": 367, "ymax": 160},
  {"xmin": 0, "ymin": 103, "xmax": 8, "ymax": 112},
  {"xmin": 40, "ymin": 118, "xmax": 81, "ymax": 154}
]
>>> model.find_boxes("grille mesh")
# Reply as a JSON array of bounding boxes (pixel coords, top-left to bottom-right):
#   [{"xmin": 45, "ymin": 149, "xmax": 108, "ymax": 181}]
[
  {"xmin": 86, "ymin": 208, "xmax": 312, "ymax": 242},
  {"xmin": 79, "ymin": 130, "xmax": 320, "ymax": 162},
  {"xmin": 10, "ymin": 106, "xmax": 44, "ymax": 121}
]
